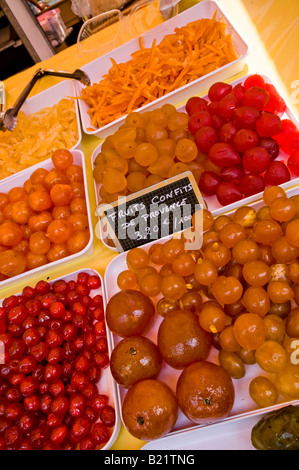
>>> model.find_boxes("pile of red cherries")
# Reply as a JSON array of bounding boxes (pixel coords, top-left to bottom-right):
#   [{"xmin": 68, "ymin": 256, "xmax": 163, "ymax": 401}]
[
  {"xmin": 0, "ymin": 272, "xmax": 115, "ymax": 450},
  {"xmin": 186, "ymin": 74, "xmax": 299, "ymax": 206}
]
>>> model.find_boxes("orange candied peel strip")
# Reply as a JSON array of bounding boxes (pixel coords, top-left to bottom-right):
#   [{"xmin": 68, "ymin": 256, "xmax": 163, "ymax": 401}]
[{"xmin": 80, "ymin": 12, "xmax": 238, "ymax": 129}]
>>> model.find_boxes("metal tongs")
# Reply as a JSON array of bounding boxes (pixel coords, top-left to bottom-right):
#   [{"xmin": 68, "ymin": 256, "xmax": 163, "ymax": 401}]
[
  {"xmin": 0, "ymin": 68, "xmax": 91, "ymax": 132},
  {"xmin": 159, "ymin": 0, "xmax": 180, "ymax": 20}
]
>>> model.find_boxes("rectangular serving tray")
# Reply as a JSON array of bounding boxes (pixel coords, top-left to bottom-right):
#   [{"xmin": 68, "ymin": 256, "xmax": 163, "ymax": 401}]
[
  {"xmin": 103, "ymin": 183, "xmax": 299, "ymax": 449},
  {"xmin": 76, "ymin": 0, "xmax": 249, "ymax": 139}
]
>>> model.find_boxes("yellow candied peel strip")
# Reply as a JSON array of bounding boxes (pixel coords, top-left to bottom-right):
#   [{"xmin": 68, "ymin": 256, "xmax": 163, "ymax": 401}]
[{"xmin": 0, "ymin": 99, "xmax": 78, "ymax": 181}]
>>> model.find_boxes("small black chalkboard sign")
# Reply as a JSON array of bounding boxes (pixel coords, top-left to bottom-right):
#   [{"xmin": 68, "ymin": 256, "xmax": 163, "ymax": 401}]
[{"xmin": 96, "ymin": 171, "xmax": 205, "ymax": 253}]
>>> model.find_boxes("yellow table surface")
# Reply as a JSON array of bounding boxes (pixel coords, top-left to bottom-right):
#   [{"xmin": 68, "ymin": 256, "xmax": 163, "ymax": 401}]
[{"xmin": 1, "ymin": 0, "xmax": 299, "ymax": 451}]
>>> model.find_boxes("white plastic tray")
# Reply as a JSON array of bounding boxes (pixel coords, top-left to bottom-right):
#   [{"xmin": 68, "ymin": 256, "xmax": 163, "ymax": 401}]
[
  {"xmin": 104, "ymin": 184, "xmax": 299, "ymax": 449},
  {"xmin": 0, "ymin": 149, "xmax": 94, "ymax": 288},
  {"xmin": 0, "ymin": 268, "xmax": 121, "ymax": 450},
  {"xmin": 76, "ymin": 0, "xmax": 249, "ymax": 139},
  {"xmin": 91, "ymin": 74, "xmax": 299, "ymax": 250},
  {"xmin": 0, "ymin": 79, "xmax": 82, "ymax": 185}
]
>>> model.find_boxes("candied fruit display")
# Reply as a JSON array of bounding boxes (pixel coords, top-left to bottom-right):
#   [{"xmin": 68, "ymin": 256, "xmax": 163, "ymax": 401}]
[
  {"xmin": 0, "ymin": 150, "xmax": 90, "ymax": 282},
  {"xmin": 0, "ymin": 272, "xmax": 116, "ymax": 450},
  {"xmin": 107, "ymin": 185, "xmax": 299, "ymax": 438},
  {"xmin": 93, "ymin": 75, "xmax": 299, "ymax": 209}
]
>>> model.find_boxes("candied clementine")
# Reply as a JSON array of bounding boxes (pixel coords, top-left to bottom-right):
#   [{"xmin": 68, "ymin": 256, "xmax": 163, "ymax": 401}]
[
  {"xmin": 52, "ymin": 149, "xmax": 73, "ymax": 170},
  {"xmin": 47, "ymin": 220, "xmax": 73, "ymax": 244},
  {"xmin": 50, "ymin": 184, "xmax": 73, "ymax": 206},
  {"xmin": 67, "ymin": 231, "xmax": 89, "ymax": 254},
  {"xmin": 0, "ymin": 221, "xmax": 23, "ymax": 247},
  {"xmin": 0, "ymin": 250, "xmax": 26, "ymax": 277},
  {"xmin": 28, "ymin": 190, "xmax": 52, "ymax": 212}
]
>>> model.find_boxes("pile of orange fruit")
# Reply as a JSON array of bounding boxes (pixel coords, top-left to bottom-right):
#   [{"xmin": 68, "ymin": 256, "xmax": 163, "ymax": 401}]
[{"xmin": 0, "ymin": 149, "xmax": 90, "ymax": 281}]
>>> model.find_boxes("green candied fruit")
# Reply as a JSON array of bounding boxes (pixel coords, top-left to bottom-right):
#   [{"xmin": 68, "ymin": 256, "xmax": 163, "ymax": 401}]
[{"xmin": 251, "ymin": 405, "xmax": 299, "ymax": 450}]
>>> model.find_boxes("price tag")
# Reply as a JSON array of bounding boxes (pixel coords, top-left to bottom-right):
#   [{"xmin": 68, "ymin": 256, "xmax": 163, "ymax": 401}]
[{"xmin": 96, "ymin": 171, "xmax": 205, "ymax": 253}]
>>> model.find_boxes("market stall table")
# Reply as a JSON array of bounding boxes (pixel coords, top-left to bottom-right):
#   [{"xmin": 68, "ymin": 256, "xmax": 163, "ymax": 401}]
[{"xmin": 1, "ymin": 0, "xmax": 299, "ymax": 451}]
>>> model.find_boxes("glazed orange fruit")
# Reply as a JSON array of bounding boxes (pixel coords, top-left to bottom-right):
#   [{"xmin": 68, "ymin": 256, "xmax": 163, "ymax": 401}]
[
  {"xmin": 105, "ymin": 289, "xmax": 155, "ymax": 337},
  {"xmin": 122, "ymin": 379, "xmax": 178, "ymax": 441},
  {"xmin": 176, "ymin": 361, "xmax": 235, "ymax": 425},
  {"xmin": 157, "ymin": 309, "xmax": 212, "ymax": 369},
  {"xmin": 110, "ymin": 336, "xmax": 162, "ymax": 388}
]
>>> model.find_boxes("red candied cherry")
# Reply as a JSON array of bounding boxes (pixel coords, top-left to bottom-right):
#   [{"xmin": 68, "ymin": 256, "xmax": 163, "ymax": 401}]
[
  {"xmin": 9, "ymin": 372, "xmax": 25, "ymax": 387},
  {"xmin": 83, "ymin": 331, "xmax": 96, "ymax": 348},
  {"xmin": 8, "ymin": 306, "xmax": 27, "ymax": 325},
  {"xmin": 66, "ymin": 290, "xmax": 80, "ymax": 305},
  {"xmin": 88, "ymin": 365, "xmax": 101, "ymax": 383},
  {"xmin": 262, "ymin": 83, "xmax": 286, "ymax": 115},
  {"xmin": 273, "ymin": 118, "xmax": 297, "ymax": 154},
  {"xmin": 208, "ymin": 82, "xmax": 232, "ymax": 102},
  {"xmin": 258, "ymin": 136, "xmax": 279, "ymax": 160},
  {"xmin": 0, "ymin": 416, "xmax": 9, "ymax": 432},
  {"xmin": 218, "ymin": 92, "xmax": 238, "ymax": 119},
  {"xmin": 287, "ymin": 150, "xmax": 299, "ymax": 176},
  {"xmin": 256, "ymin": 111, "xmax": 282, "ymax": 137},
  {"xmin": 42, "ymin": 441, "xmax": 60, "ymax": 450},
  {"xmin": 5, "ymin": 386, "xmax": 21, "ymax": 402},
  {"xmin": 72, "ymin": 314, "xmax": 87, "ymax": 329},
  {"xmin": 20, "ymin": 376, "xmax": 38, "ymax": 397},
  {"xmin": 0, "ymin": 365, "xmax": 11, "ymax": 380},
  {"xmin": 5, "ymin": 402, "xmax": 23, "ymax": 421},
  {"xmin": 52, "ymin": 279, "xmax": 68, "ymax": 294},
  {"xmin": 22, "ymin": 316, "xmax": 37, "ymax": 330},
  {"xmin": 100, "ymin": 405, "xmax": 115, "ymax": 427},
  {"xmin": 77, "ymin": 272, "xmax": 90, "ymax": 285},
  {"xmin": 87, "ymin": 275, "xmax": 102, "ymax": 290},
  {"xmin": 62, "ymin": 323, "xmax": 77, "ymax": 342},
  {"xmin": 0, "ymin": 436, "xmax": 4, "ymax": 450},
  {"xmin": 264, "ymin": 160, "xmax": 291, "ymax": 185},
  {"xmin": 22, "ymin": 286, "xmax": 35, "ymax": 299},
  {"xmin": 231, "ymin": 83, "xmax": 246, "ymax": 102},
  {"xmin": 80, "ymin": 437, "xmax": 97, "ymax": 450},
  {"xmin": 22, "ymin": 327, "xmax": 40, "ymax": 348},
  {"xmin": 92, "ymin": 294, "xmax": 103, "ymax": 308},
  {"xmin": 32, "ymin": 363, "xmax": 45, "ymax": 383},
  {"xmin": 208, "ymin": 100, "xmax": 220, "ymax": 114},
  {"xmin": 90, "ymin": 422, "xmax": 110, "ymax": 446},
  {"xmin": 46, "ymin": 346, "xmax": 63, "ymax": 364},
  {"xmin": 94, "ymin": 352, "xmax": 109, "ymax": 368},
  {"xmin": 37, "ymin": 310, "xmax": 51, "ymax": 327},
  {"xmin": 188, "ymin": 111, "xmax": 213, "ymax": 135},
  {"xmin": 39, "ymin": 382, "xmax": 49, "ymax": 395},
  {"xmin": 29, "ymin": 425, "xmax": 49, "ymax": 450},
  {"xmin": 76, "ymin": 284, "xmax": 90, "ymax": 296},
  {"xmin": 49, "ymin": 301, "xmax": 65, "ymax": 319},
  {"xmin": 219, "ymin": 121, "xmax": 238, "ymax": 144},
  {"xmin": 61, "ymin": 360, "xmax": 74, "ymax": 380},
  {"xmin": 50, "ymin": 425, "xmax": 68, "ymax": 446},
  {"xmin": 69, "ymin": 393, "xmax": 86, "ymax": 417},
  {"xmin": 93, "ymin": 320, "xmax": 106, "ymax": 337},
  {"xmin": 19, "ymin": 412, "xmax": 37, "ymax": 433},
  {"xmin": 45, "ymin": 329, "xmax": 63, "ymax": 348},
  {"xmin": 95, "ymin": 337, "xmax": 108, "ymax": 354},
  {"xmin": 40, "ymin": 394, "xmax": 52, "ymax": 414},
  {"xmin": 8, "ymin": 339, "xmax": 25, "ymax": 360},
  {"xmin": 209, "ymin": 143, "xmax": 241, "ymax": 168},
  {"xmin": 46, "ymin": 413, "xmax": 63, "ymax": 428},
  {"xmin": 4, "ymin": 425, "xmax": 22, "ymax": 449},
  {"xmin": 41, "ymin": 293, "xmax": 58, "ymax": 310},
  {"xmin": 74, "ymin": 354, "xmax": 90, "ymax": 372},
  {"xmin": 91, "ymin": 307, "xmax": 104, "ymax": 321},
  {"xmin": 18, "ymin": 356, "xmax": 36, "ymax": 374},
  {"xmin": 290, "ymin": 131, "xmax": 299, "ymax": 151},
  {"xmin": 220, "ymin": 165, "xmax": 245, "ymax": 183},
  {"xmin": 72, "ymin": 302, "xmax": 87, "ymax": 316},
  {"xmin": 35, "ymin": 280, "xmax": 51, "ymax": 295},
  {"xmin": 0, "ymin": 307, "xmax": 5, "ymax": 320},
  {"xmin": 0, "ymin": 332, "xmax": 12, "ymax": 349},
  {"xmin": 68, "ymin": 280, "xmax": 77, "ymax": 290},
  {"xmin": 81, "ymin": 382, "xmax": 97, "ymax": 401},
  {"xmin": 233, "ymin": 128, "xmax": 259, "ymax": 153},
  {"xmin": 50, "ymin": 394, "xmax": 68, "ymax": 416},
  {"xmin": 216, "ymin": 182, "xmax": 243, "ymax": 206},
  {"xmin": 185, "ymin": 96, "xmax": 209, "ymax": 115},
  {"xmin": 234, "ymin": 106, "xmax": 260, "ymax": 129},
  {"xmin": 23, "ymin": 394, "xmax": 40, "ymax": 412},
  {"xmin": 242, "ymin": 147, "xmax": 271, "ymax": 174},
  {"xmin": 244, "ymin": 74, "xmax": 265, "ymax": 90},
  {"xmin": 25, "ymin": 299, "xmax": 42, "ymax": 317},
  {"xmin": 70, "ymin": 417, "xmax": 91, "ymax": 443},
  {"xmin": 7, "ymin": 323, "xmax": 23, "ymax": 337},
  {"xmin": 3, "ymin": 295, "xmax": 19, "ymax": 312},
  {"xmin": 48, "ymin": 380, "xmax": 64, "ymax": 397},
  {"xmin": 239, "ymin": 174, "xmax": 265, "ymax": 198},
  {"xmin": 71, "ymin": 371, "xmax": 89, "ymax": 391},
  {"xmin": 91, "ymin": 394, "xmax": 108, "ymax": 413},
  {"xmin": 242, "ymin": 86, "xmax": 270, "ymax": 111},
  {"xmin": 44, "ymin": 363, "xmax": 62, "ymax": 382},
  {"xmin": 72, "ymin": 336, "xmax": 84, "ymax": 352}
]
